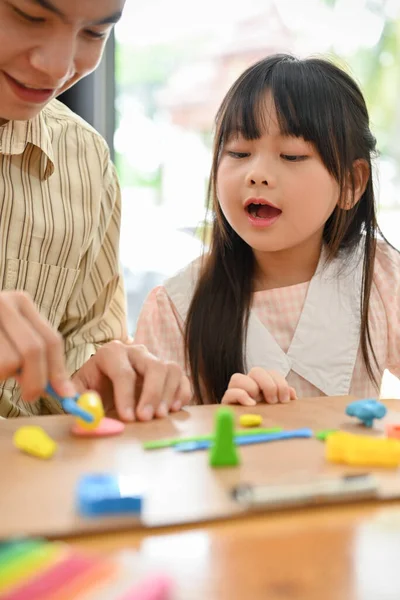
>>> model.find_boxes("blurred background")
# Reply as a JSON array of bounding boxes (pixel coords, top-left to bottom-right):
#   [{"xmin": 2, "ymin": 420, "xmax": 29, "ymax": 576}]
[{"xmin": 113, "ymin": 0, "xmax": 400, "ymax": 331}]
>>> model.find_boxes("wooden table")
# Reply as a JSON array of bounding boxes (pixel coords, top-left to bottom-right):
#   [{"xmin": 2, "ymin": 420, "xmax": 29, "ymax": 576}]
[
  {"xmin": 73, "ymin": 501, "xmax": 400, "ymax": 600},
  {"xmin": 3, "ymin": 396, "xmax": 400, "ymax": 599}
]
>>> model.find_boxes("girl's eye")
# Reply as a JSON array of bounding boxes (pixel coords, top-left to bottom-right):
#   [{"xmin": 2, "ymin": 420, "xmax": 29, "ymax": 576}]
[
  {"xmin": 13, "ymin": 7, "xmax": 45, "ymax": 23},
  {"xmin": 281, "ymin": 154, "xmax": 308, "ymax": 162},
  {"xmin": 227, "ymin": 151, "xmax": 250, "ymax": 159}
]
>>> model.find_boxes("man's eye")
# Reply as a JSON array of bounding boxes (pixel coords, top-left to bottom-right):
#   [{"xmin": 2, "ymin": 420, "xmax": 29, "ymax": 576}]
[
  {"xmin": 227, "ymin": 151, "xmax": 250, "ymax": 159},
  {"xmin": 13, "ymin": 7, "xmax": 45, "ymax": 23},
  {"xmin": 281, "ymin": 154, "xmax": 308, "ymax": 162},
  {"xmin": 85, "ymin": 30, "xmax": 108, "ymax": 40}
]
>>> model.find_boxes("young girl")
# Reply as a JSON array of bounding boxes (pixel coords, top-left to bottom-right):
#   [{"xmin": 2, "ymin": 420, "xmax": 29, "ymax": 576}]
[{"xmin": 134, "ymin": 53, "xmax": 400, "ymax": 407}]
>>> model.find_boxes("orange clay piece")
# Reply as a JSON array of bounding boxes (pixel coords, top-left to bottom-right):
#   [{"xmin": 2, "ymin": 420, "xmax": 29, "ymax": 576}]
[
  {"xmin": 386, "ymin": 424, "xmax": 400, "ymax": 440},
  {"xmin": 74, "ymin": 391, "xmax": 104, "ymax": 431},
  {"xmin": 326, "ymin": 431, "xmax": 400, "ymax": 468}
]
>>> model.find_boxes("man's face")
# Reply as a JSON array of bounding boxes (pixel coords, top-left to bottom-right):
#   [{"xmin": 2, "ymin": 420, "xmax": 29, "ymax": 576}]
[{"xmin": 0, "ymin": 0, "xmax": 125, "ymax": 124}]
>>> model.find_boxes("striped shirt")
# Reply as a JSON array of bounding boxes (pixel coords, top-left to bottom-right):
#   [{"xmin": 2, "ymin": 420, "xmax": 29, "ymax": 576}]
[{"xmin": 0, "ymin": 99, "xmax": 127, "ymax": 417}]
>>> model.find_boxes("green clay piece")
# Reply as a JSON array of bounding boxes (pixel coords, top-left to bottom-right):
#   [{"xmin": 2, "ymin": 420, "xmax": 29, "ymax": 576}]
[
  {"xmin": 315, "ymin": 429, "xmax": 338, "ymax": 441},
  {"xmin": 209, "ymin": 407, "xmax": 240, "ymax": 467},
  {"xmin": 143, "ymin": 427, "xmax": 282, "ymax": 450}
]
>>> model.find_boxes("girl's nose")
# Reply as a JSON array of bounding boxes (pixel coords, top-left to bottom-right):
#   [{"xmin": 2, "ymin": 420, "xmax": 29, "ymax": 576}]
[
  {"xmin": 248, "ymin": 176, "xmax": 268, "ymax": 186},
  {"xmin": 246, "ymin": 159, "xmax": 276, "ymax": 187}
]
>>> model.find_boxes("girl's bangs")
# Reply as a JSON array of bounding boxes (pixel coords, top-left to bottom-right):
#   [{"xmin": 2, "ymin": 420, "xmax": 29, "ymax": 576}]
[{"xmin": 218, "ymin": 60, "xmax": 341, "ymax": 174}]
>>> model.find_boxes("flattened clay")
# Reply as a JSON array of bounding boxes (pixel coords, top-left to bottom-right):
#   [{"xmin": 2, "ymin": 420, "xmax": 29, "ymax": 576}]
[{"xmin": 71, "ymin": 417, "xmax": 125, "ymax": 437}]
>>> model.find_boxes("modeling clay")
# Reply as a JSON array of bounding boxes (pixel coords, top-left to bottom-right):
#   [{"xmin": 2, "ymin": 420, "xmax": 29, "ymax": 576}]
[
  {"xmin": 346, "ymin": 398, "xmax": 386, "ymax": 428},
  {"xmin": 209, "ymin": 407, "xmax": 240, "ymax": 467},
  {"xmin": 74, "ymin": 391, "xmax": 105, "ymax": 431},
  {"xmin": 71, "ymin": 418, "xmax": 125, "ymax": 438},
  {"xmin": 13, "ymin": 426, "xmax": 57, "ymax": 459},
  {"xmin": 239, "ymin": 414, "xmax": 263, "ymax": 427},
  {"xmin": 326, "ymin": 431, "xmax": 400, "ymax": 467}
]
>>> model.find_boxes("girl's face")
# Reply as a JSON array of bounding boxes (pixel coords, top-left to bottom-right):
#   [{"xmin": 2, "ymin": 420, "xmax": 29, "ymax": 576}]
[
  {"xmin": 0, "ymin": 0, "xmax": 124, "ymax": 124},
  {"xmin": 216, "ymin": 95, "xmax": 340, "ymax": 257}
]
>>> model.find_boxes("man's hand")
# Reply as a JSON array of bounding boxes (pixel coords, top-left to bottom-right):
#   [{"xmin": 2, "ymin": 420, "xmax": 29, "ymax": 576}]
[
  {"xmin": 0, "ymin": 291, "xmax": 75, "ymax": 402},
  {"xmin": 221, "ymin": 368, "xmax": 297, "ymax": 406},
  {"xmin": 72, "ymin": 341, "xmax": 192, "ymax": 421}
]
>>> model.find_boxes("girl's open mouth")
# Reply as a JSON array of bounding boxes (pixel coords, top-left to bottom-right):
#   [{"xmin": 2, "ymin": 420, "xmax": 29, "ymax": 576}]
[
  {"xmin": 245, "ymin": 202, "xmax": 282, "ymax": 228},
  {"xmin": 246, "ymin": 203, "xmax": 282, "ymax": 219}
]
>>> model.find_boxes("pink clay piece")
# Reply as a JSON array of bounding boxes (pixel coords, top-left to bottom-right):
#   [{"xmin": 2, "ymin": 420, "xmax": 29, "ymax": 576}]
[{"xmin": 71, "ymin": 417, "xmax": 125, "ymax": 438}]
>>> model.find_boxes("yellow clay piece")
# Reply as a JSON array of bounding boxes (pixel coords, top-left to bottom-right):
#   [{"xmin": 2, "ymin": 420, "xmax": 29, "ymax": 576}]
[
  {"xmin": 13, "ymin": 426, "xmax": 57, "ymax": 459},
  {"xmin": 239, "ymin": 414, "xmax": 263, "ymax": 428},
  {"xmin": 326, "ymin": 431, "xmax": 400, "ymax": 468},
  {"xmin": 75, "ymin": 391, "xmax": 105, "ymax": 430}
]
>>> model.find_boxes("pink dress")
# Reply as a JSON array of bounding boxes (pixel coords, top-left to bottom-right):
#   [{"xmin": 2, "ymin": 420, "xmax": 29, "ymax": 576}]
[{"xmin": 134, "ymin": 241, "xmax": 400, "ymax": 399}]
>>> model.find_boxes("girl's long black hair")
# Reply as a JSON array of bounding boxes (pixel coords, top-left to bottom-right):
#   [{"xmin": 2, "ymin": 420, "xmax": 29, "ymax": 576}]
[{"xmin": 185, "ymin": 54, "xmax": 382, "ymax": 404}]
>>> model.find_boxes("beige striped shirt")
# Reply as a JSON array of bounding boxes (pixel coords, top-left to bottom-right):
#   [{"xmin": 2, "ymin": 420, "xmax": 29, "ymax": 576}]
[{"xmin": 0, "ymin": 99, "xmax": 127, "ymax": 417}]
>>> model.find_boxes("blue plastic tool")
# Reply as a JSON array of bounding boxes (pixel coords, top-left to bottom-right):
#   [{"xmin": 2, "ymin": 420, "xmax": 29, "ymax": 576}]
[
  {"xmin": 76, "ymin": 473, "xmax": 143, "ymax": 517},
  {"xmin": 44, "ymin": 382, "xmax": 93, "ymax": 423},
  {"xmin": 16, "ymin": 369, "xmax": 93, "ymax": 423},
  {"xmin": 174, "ymin": 428, "xmax": 313, "ymax": 452},
  {"xmin": 345, "ymin": 398, "xmax": 387, "ymax": 428}
]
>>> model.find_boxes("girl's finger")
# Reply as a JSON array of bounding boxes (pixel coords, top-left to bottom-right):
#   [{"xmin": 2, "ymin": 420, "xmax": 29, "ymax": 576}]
[
  {"xmin": 267, "ymin": 371, "xmax": 292, "ymax": 403},
  {"xmin": 248, "ymin": 367, "xmax": 278, "ymax": 404},
  {"xmin": 228, "ymin": 372, "xmax": 260, "ymax": 398},
  {"xmin": 221, "ymin": 388, "xmax": 257, "ymax": 406}
]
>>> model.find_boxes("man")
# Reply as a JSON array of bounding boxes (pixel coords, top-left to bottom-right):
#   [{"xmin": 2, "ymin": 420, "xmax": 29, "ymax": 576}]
[{"xmin": 0, "ymin": 0, "xmax": 191, "ymax": 420}]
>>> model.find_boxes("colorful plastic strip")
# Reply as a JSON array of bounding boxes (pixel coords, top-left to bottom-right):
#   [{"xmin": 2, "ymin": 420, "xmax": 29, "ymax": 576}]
[
  {"xmin": 143, "ymin": 427, "xmax": 283, "ymax": 450},
  {"xmin": 174, "ymin": 428, "xmax": 313, "ymax": 452}
]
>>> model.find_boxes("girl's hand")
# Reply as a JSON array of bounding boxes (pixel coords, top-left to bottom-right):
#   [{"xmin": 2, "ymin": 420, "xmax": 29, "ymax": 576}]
[{"xmin": 221, "ymin": 368, "xmax": 297, "ymax": 406}]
